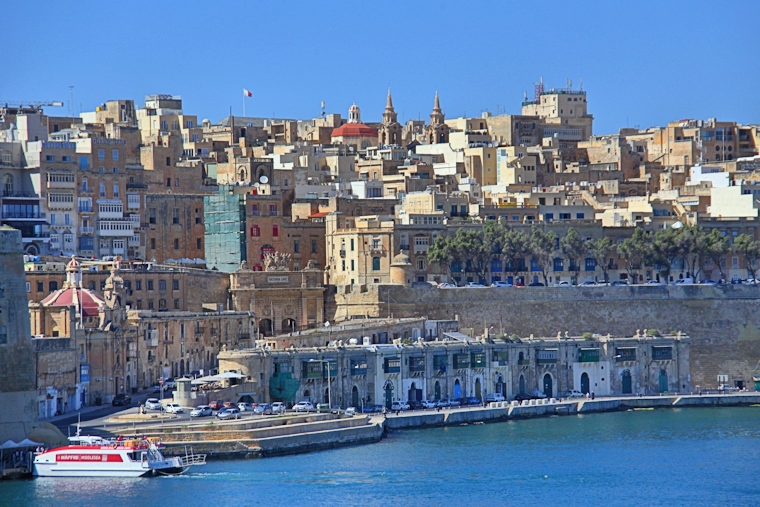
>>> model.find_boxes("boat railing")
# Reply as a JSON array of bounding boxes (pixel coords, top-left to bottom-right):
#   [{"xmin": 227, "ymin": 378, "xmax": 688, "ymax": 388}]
[{"xmin": 181, "ymin": 447, "xmax": 207, "ymax": 467}]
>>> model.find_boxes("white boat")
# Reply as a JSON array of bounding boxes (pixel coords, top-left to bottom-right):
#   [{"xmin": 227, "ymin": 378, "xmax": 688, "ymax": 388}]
[{"xmin": 33, "ymin": 435, "xmax": 205, "ymax": 478}]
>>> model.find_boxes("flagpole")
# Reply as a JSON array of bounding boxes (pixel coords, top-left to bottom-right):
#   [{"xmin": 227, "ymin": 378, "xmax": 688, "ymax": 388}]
[{"xmin": 243, "ymin": 95, "xmax": 246, "ymax": 117}]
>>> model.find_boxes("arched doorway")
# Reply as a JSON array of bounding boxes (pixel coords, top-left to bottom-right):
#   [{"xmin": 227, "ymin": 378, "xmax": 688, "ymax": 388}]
[
  {"xmin": 434, "ymin": 381, "xmax": 441, "ymax": 400},
  {"xmin": 282, "ymin": 318, "xmax": 297, "ymax": 334},
  {"xmin": 495, "ymin": 374, "xmax": 505, "ymax": 396},
  {"xmin": 352, "ymin": 386, "xmax": 359, "ymax": 409},
  {"xmin": 259, "ymin": 319, "xmax": 272, "ymax": 336},
  {"xmin": 453, "ymin": 379, "xmax": 462, "ymax": 399},
  {"xmin": 475, "ymin": 378, "xmax": 482, "ymax": 400},
  {"xmin": 581, "ymin": 372, "xmax": 590, "ymax": 394},
  {"xmin": 622, "ymin": 370, "xmax": 632, "ymax": 394},
  {"xmin": 518, "ymin": 375, "xmax": 526, "ymax": 394},
  {"xmin": 383, "ymin": 380, "xmax": 394, "ymax": 408},
  {"xmin": 303, "ymin": 389, "xmax": 311, "ymax": 401},
  {"xmin": 542, "ymin": 373, "xmax": 553, "ymax": 398},
  {"xmin": 408, "ymin": 382, "xmax": 421, "ymax": 403},
  {"xmin": 659, "ymin": 369, "xmax": 668, "ymax": 393}
]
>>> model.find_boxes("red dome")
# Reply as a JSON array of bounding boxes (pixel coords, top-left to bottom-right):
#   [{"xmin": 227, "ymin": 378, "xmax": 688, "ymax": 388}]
[
  {"xmin": 331, "ymin": 122, "xmax": 378, "ymax": 138},
  {"xmin": 41, "ymin": 287, "xmax": 105, "ymax": 317}
]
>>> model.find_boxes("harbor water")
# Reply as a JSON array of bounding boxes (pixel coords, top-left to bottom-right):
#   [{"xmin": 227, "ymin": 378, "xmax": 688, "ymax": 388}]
[{"xmin": 3, "ymin": 406, "xmax": 760, "ymax": 506}]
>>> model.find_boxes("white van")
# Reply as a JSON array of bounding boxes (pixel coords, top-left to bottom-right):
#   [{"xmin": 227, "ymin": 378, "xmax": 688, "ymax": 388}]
[{"xmin": 485, "ymin": 393, "xmax": 505, "ymax": 402}]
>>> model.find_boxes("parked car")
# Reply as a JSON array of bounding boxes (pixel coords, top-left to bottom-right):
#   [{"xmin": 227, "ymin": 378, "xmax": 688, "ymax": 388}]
[
  {"xmin": 421, "ymin": 400, "xmax": 437, "ymax": 409},
  {"xmin": 112, "ymin": 393, "xmax": 131, "ymax": 407},
  {"xmin": 216, "ymin": 407, "xmax": 241, "ymax": 420},
  {"xmin": 448, "ymin": 398, "xmax": 461, "ymax": 407},
  {"xmin": 344, "ymin": 407, "xmax": 356, "ymax": 417},
  {"xmin": 467, "ymin": 397, "xmax": 481, "ymax": 405},
  {"xmin": 491, "ymin": 281, "xmax": 512, "ymax": 287},
  {"xmin": 292, "ymin": 401, "xmax": 314, "ymax": 412},
  {"xmin": 144, "ymin": 398, "xmax": 163, "ymax": 410},
  {"xmin": 436, "ymin": 399, "xmax": 450, "ymax": 408},
  {"xmin": 409, "ymin": 400, "xmax": 423, "ymax": 410},
  {"xmin": 190, "ymin": 405, "xmax": 213, "ymax": 417},
  {"xmin": 164, "ymin": 403, "xmax": 184, "ymax": 414},
  {"xmin": 528, "ymin": 282, "xmax": 545, "ymax": 287},
  {"xmin": 554, "ymin": 281, "xmax": 572, "ymax": 287},
  {"xmin": 162, "ymin": 378, "xmax": 176, "ymax": 390},
  {"xmin": 271, "ymin": 402, "xmax": 286, "ymax": 414},
  {"xmin": 208, "ymin": 400, "xmax": 225, "ymax": 411},
  {"xmin": 362, "ymin": 404, "xmax": 384, "ymax": 413},
  {"xmin": 563, "ymin": 390, "xmax": 585, "ymax": 398},
  {"xmin": 580, "ymin": 281, "xmax": 598, "ymax": 286},
  {"xmin": 465, "ymin": 281, "xmax": 486, "ymax": 288},
  {"xmin": 237, "ymin": 402, "xmax": 255, "ymax": 412},
  {"xmin": 609, "ymin": 280, "xmax": 628, "ymax": 286},
  {"xmin": 391, "ymin": 401, "xmax": 410, "ymax": 411},
  {"xmin": 253, "ymin": 403, "xmax": 273, "ymax": 415},
  {"xmin": 485, "ymin": 393, "xmax": 505, "ymax": 403},
  {"xmin": 438, "ymin": 282, "xmax": 457, "ymax": 288}
]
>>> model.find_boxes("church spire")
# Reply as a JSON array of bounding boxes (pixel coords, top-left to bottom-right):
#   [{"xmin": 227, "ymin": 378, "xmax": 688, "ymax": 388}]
[{"xmin": 382, "ymin": 89, "xmax": 397, "ymax": 125}]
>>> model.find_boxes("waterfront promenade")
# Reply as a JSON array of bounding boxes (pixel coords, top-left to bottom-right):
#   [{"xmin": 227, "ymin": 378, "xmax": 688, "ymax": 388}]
[{"xmin": 96, "ymin": 392, "xmax": 760, "ymax": 460}]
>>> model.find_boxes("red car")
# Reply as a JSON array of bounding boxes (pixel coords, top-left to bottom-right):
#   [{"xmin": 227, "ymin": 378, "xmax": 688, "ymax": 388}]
[{"xmin": 208, "ymin": 400, "xmax": 225, "ymax": 411}]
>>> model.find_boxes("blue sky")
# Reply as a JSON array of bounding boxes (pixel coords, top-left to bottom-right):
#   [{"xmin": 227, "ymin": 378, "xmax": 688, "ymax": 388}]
[{"xmin": 4, "ymin": 1, "xmax": 759, "ymax": 135}]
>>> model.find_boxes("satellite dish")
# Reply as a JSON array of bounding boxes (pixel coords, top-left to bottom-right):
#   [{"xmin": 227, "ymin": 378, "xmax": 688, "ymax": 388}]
[
  {"xmin": 324, "ymin": 321, "xmax": 331, "ymax": 327},
  {"xmin": 259, "ymin": 175, "xmax": 269, "ymax": 184},
  {"xmin": 253, "ymin": 182, "xmax": 260, "ymax": 187}
]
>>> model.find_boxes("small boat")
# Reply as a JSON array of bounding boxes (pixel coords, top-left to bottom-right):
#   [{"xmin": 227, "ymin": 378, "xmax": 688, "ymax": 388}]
[{"xmin": 33, "ymin": 434, "xmax": 205, "ymax": 478}]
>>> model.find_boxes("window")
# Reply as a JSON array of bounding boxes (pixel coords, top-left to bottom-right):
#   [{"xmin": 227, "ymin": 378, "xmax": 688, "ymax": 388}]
[
  {"xmin": 147, "ymin": 280, "xmax": 154, "ymax": 291},
  {"xmin": 372, "ymin": 257, "xmax": 380, "ymax": 270},
  {"xmin": 150, "ymin": 238, "xmax": 155, "ymax": 249},
  {"xmin": 293, "ymin": 239, "xmax": 299, "ymax": 253},
  {"xmin": 311, "ymin": 239, "xmax": 318, "ymax": 254},
  {"xmin": 585, "ymin": 257, "xmax": 596, "ymax": 271},
  {"xmin": 79, "ymin": 155, "xmax": 89, "ymax": 170},
  {"xmin": 173, "ymin": 279, "xmax": 179, "ymax": 290},
  {"xmin": 172, "ymin": 208, "xmax": 180, "ymax": 224},
  {"xmin": 272, "ymin": 224, "xmax": 279, "ymax": 237},
  {"xmin": 196, "ymin": 238, "xmax": 202, "ymax": 250},
  {"xmin": 98, "ymin": 149, "xmax": 105, "ymax": 161},
  {"xmin": 174, "ymin": 299, "xmax": 180, "ymax": 309},
  {"xmin": 37, "ymin": 281, "xmax": 44, "ymax": 292},
  {"xmin": 174, "ymin": 238, "xmax": 179, "ymax": 249},
  {"xmin": 3, "ymin": 174, "xmax": 13, "ymax": 196},
  {"xmin": 99, "ymin": 183, "xmax": 106, "ymax": 197},
  {"xmin": 149, "ymin": 208, "xmax": 156, "ymax": 224},
  {"xmin": 553, "ymin": 258, "xmax": 564, "ymax": 272},
  {"xmin": 251, "ymin": 225, "xmax": 260, "ymax": 237},
  {"xmin": 49, "ymin": 281, "xmax": 58, "ymax": 291},
  {"xmin": 166, "ymin": 157, "xmax": 171, "ymax": 166},
  {"xmin": 135, "ymin": 280, "xmax": 142, "ymax": 290},
  {"xmin": 269, "ymin": 204, "xmax": 278, "ymax": 216},
  {"xmin": 158, "ymin": 280, "xmax": 166, "ymax": 291},
  {"xmin": 113, "ymin": 183, "xmax": 119, "ymax": 198}
]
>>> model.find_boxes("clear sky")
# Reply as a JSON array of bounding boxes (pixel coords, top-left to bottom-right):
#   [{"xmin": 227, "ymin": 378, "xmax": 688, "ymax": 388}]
[{"xmin": 4, "ymin": 0, "xmax": 759, "ymax": 135}]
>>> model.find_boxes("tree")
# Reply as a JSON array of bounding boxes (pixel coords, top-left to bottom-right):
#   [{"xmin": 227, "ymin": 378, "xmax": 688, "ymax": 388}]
[
  {"xmin": 560, "ymin": 228, "xmax": 585, "ymax": 282},
  {"xmin": 483, "ymin": 221, "xmax": 508, "ymax": 281},
  {"xmin": 529, "ymin": 226, "xmax": 557, "ymax": 286},
  {"xmin": 587, "ymin": 237, "xmax": 615, "ymax": 283},
  {"xmin": 703, "ymin": 229, "xmax": 729, "ymax": 281},
  {"xmin": 455, "ymin": 228, "xmax": 490, "ymax": 283},
  {"xmin": 502, "ymin": 228, "xmax": 531, "ymax": 282},
  {"xmin": 678, "ymin": 225, "xmax": 708, "ymax": 280},
  {"xmin": 733, "ymin": 233, "xmax": 759, "ymax": 283},
  {"xmin": 428, "ymin": 234, "xmax": 457, "ymax": 280},
  {"xmin": 618, "ymin": 228, "xmax": 650, "ymax": 283},
  {"xmin": 652, "ymin": 226, "xmax": 682, "ymax": 283}
]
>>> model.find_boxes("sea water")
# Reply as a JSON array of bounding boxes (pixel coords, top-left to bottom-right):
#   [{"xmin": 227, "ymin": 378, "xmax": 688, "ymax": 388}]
[{"xmin": 3, "ymin": 406, "xmax": 760, "ymax": 506}]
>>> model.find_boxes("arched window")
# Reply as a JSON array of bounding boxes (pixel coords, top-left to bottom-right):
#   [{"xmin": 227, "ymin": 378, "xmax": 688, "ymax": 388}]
[{"xmin": 3, "ymin": 174, "xmax": 13, "ymax": 196}]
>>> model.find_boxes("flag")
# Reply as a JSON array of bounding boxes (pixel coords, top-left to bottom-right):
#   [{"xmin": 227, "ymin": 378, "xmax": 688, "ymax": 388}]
[{"xmin": 243, "ymin": 88, "xmax": 253, "ymax": 97}]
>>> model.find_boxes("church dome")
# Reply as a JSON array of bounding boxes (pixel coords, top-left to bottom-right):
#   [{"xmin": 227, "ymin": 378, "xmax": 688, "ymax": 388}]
[{"xmin": 40, "ymin": 287, "xmax": 105, "ymax": 317}]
